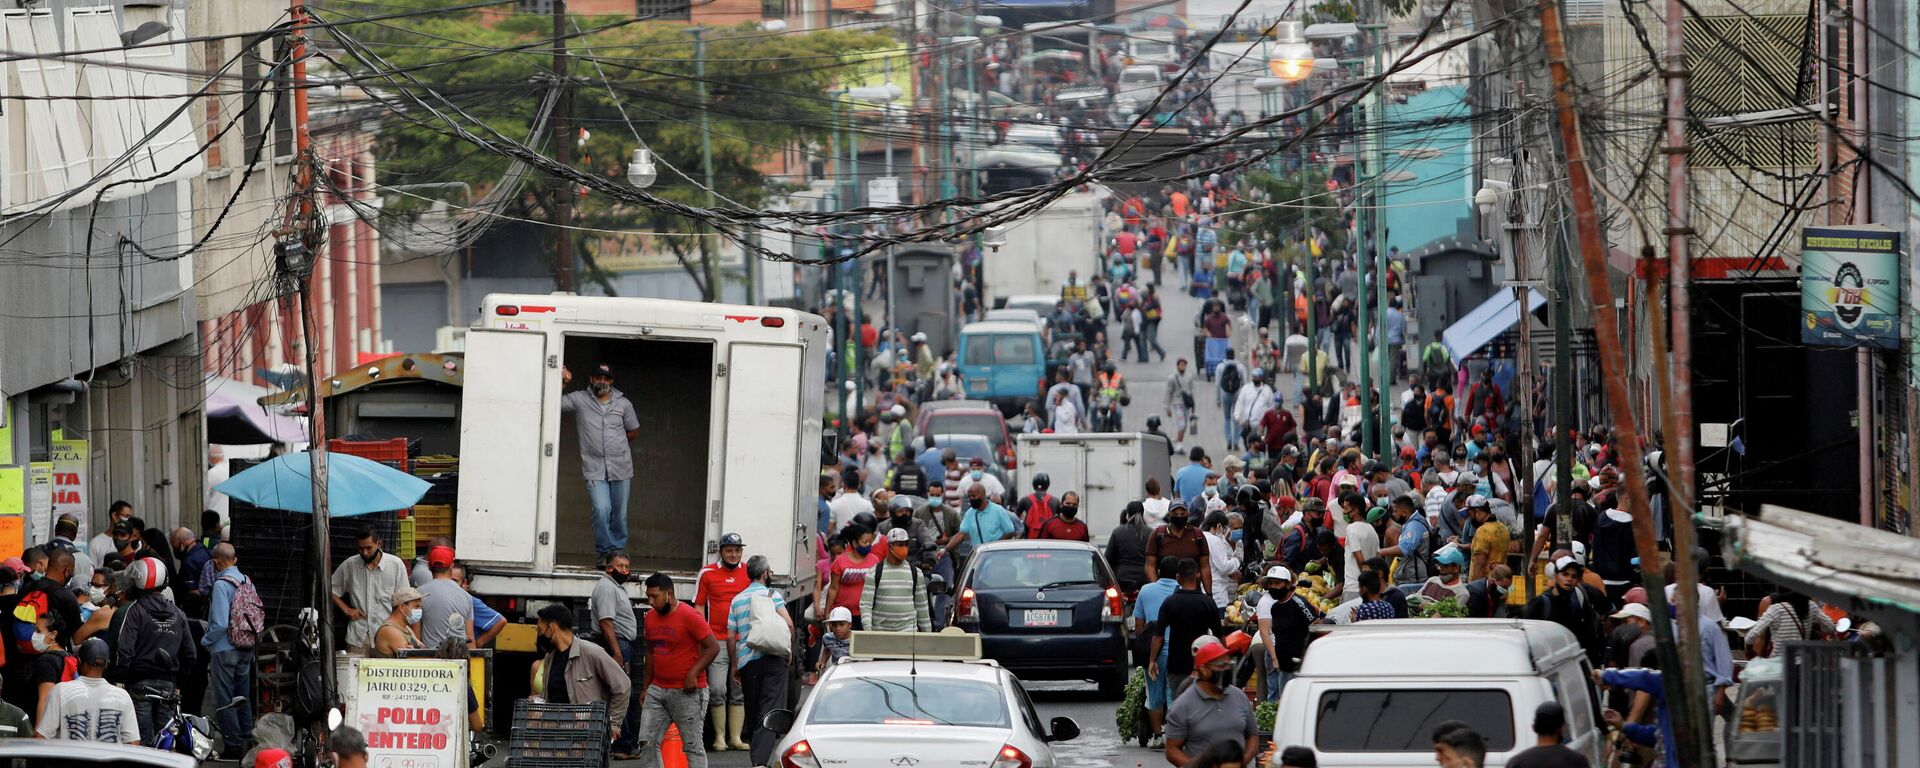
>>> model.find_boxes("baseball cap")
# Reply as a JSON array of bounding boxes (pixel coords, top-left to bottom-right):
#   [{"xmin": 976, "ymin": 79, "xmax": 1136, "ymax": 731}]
[
  {"xmin": 1611, "ymin": 603, "xmax": 1652, "ymax": 622},
  {"xmin": 886, "ymin": 527, "xmax": 910, "ymax": 544},
  {"xmin": 1193, "ymin": 641, "xmax": 1233, "ymax": 668},
  {"xmin": 1435, "ymin": 545, "xmax": 1467, "ymax": 567},
  {"xmin": 719, "ymin": 533, "xmax": 746, "ymax": 548},
  {"xmin": 77, "ymin": 637, "xmax": 111, "ymax": 666},
  {"xmin": 0, "ymin": 558, "xmax": 23, "ymax": 576},
  {"xmin": 426, "ymin": 546, "xmax": 456, "ymax": 570},
  {"xmin": 1366, "ymin": 507, "xmax": 1387, "ymax": 523},
  {"xmin": 1532, "ymin": 701, "xmax": 1567, "ymax": 736},
  {"xmin": 1455, "ymin": 471, "xmax": 1480, "ymax": 486},
  {"xmin": 1570, "ymin": 540, "xmax": 1588, "ymax": 564},
  {"xmin": 112, "ymin": 520, "xmax": 135, "ymax": 536},
  {"xmin": 1336, "ymin": 476, "xmax": 1359, "ymax": 488},
  {"xmin": 1466, "ymin": 494, "xmax": 1490, "ymax": 509},
  {"xmin": 1622, "ymin": 586, "xmax": 1649, "ymax": 605},
  {"xmin": 1260, "ymin": 565, "xmax": 1294, "ymax": 585},
  {"xmin": 392, "ymin": 585, "xmax": 424, "ymax": 605},
  {"xmin": 1553, "ymin": 555, "xmax": 1581, "ymax": 573},
  {"xmin": 827, "ymin": 606, "xmax": 853, "ymax": 623},
  {"xmin": 591, "ymin": 363, "xmax": 615, "ymax": 377}
]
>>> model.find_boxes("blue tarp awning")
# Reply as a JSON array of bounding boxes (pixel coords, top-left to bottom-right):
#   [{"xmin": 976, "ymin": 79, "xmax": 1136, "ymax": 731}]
[{"xmin": 1442, "ymin": 288, "xmax": 1547, "ymax": 360}]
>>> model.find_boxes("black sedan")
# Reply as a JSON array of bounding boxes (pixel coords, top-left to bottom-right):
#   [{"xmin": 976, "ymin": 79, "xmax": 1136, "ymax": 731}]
[{"xmin": 951, "ymin": 539, "xmax": 1130, "ymax": 698}]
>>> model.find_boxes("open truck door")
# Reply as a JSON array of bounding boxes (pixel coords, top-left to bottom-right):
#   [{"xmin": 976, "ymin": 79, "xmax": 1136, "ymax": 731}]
[
  {"xmin": 721, "ymin": 343, "xmax": 810, "ymax": 587},
  {"xmin": 456, "ymin": 329, "xmax": 548, "ymax": 566}
]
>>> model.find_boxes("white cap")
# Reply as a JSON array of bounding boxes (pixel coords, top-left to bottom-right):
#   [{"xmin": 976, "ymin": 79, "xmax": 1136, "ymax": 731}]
[
  {"xmin": 1466, "ymin": 494, "xmax": 1490, "ymax": 509},
  {"xmin": 886, "ymin": 527, "xmax": 911, "ymax": 543},
  {"xmin": 1261, "ymin": 565, "xmax": 1294, "ymax": 584},
  {"xmin": 1553, "ymin": 555, "xmax": 1579, "ymax": 573},
  {"xmin": 1191, "ymin": 634, "xmax": 1222, "ymax": 654},
  {"xmin": 890, "ymin": 404, "xmax": 907, "ymax": 417},
  {"xmin": 1611, "ymin": 603, "xmax": 1652, "ymax": 622},
  {"xmin": 1570, "ymin": 541, "xmax": 1588, "ymax": 564},
  {"xmin": 827, "ymin": 606, "xmax": 853, "ymax": 623}
]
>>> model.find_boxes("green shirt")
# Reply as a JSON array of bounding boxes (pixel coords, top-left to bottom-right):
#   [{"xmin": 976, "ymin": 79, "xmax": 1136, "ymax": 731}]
[
  {"xmin": 0, "ymin": 701, "xmax": 30, "ymax": 739},
  {"xmin": 859, "ymin": 559, "xmax": 931, "ymax": 632}
]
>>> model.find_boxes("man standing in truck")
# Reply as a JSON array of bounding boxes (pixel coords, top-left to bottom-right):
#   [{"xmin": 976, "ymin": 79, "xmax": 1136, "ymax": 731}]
[
  {"xmin": 561, "ymin": 363, "xmax": 642, "ymax": 556},
  {"xmin": 695, "ymin": 534, "xmax": 751, "ymax": 753}
]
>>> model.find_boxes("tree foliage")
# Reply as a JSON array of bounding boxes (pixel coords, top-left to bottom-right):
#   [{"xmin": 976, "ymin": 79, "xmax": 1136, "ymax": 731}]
[
  {"xmin": 1223, "ymin": 168, "xmax": 1348, "ymax": 260},
  {"xmin": 328, "ymin": 1, "xmax": 893, "ymax": 296}
]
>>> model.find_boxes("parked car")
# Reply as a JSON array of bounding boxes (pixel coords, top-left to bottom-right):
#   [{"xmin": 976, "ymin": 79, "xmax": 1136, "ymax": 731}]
[
  {"xmin": 0, "ymin": 740, "xmax": 197, "ymax": 768},
  {"xmin": 921, "ymin": 404, "xmax": 1017, "ymax": 471},
  {"xmin": 1272, "ymin": 619, "xmax": 1605, "ymax": 766},
  {"xmin": 762, "ymin": 631, "xmax": 1081, "ymax": 768},
  {"xmin": 952, "ymin": 539, "xmax": 1130, "ymax": 698},
  {"xmin": 931, "ymin": 433, "xmax": 1015, "ymax": 492}
]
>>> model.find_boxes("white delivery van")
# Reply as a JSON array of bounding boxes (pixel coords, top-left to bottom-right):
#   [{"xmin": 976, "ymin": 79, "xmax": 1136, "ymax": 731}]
[
  {"xmin": 456, "ymin": 294, "xmax": 828, "ymax": 608},
  {"xmin": 1015, "ymin": 432, "xmax": 1172, "ymax": 545},
  {"xmin": 983, "ymin": 189, "xmax": 1104, "ymax": 309},
  {"xmin": 1273, "ymin": 619, "xmax": 1605, "ymax": 767}
]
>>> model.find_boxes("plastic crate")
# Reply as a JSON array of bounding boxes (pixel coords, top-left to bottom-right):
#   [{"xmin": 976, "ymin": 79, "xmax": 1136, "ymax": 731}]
[
  {"xmin": 328, "ymin": 438, "xmax": 412, "ymax": 472},
  {"xmin": 396, "ymin": 517, "xmax": 416, "ymax": 560},
  {"xmin": 512, "ymin": 700, "xmax": 608, "ymax": 729}
]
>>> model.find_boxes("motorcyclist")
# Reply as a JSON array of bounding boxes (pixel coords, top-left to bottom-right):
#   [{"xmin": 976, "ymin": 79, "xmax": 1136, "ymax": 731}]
[{"xmin": 1094, "ymin": 362, "xmax": 1129, "ymax": 432}]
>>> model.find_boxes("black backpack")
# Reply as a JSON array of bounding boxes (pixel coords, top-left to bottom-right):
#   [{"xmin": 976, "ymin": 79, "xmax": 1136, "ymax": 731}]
[{"xmin": 1220, "ymin": 364, "xmax": 1243, "ymax": 396}]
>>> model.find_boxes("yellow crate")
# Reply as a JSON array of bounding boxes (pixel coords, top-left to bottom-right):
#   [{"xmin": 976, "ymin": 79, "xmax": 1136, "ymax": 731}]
[{"xmin": 396, "ymin": 517, "xmax": 417, "ymax": 560}]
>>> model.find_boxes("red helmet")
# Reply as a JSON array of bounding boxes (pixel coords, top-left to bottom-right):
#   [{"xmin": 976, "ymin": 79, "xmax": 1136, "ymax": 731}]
[
  {"xmin": 1224, "ymin": 630, "xmax": 1254, "ymax": 656},
  {"xmin": 1194, "ymin": 642, "xmax": 1234, "ymax": 669}
]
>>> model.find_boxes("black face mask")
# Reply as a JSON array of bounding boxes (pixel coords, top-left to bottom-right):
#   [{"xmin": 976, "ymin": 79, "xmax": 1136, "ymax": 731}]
[
  {"xmin": 360, "ymin": 549, "xmax": 381, "ymax": 565},
  {"xmin": 893, "ymin": 511, "xmax": 913, "ymax": 525},
  {"xmin": 536, "ymin": 634, "xmax": 555, "ymax": 653},
  {"xmin": 608, "ymin": 570, "xmax": 631, "ymax": 583},
  {"xmin": 969, "ymin": 497, "xmax": 987, "ymax": 510},
  {"xmin": 1058, "ymin": 507, "xmax": 1079, "ymax": 519},
  {"xmin": 1167, "ymin": 515, "xmax": 1189, "ymax": 529},
  {"xmin": 1207, "ymin": 667, "xmax": 1234, "ymax": 690},
  {"xmin": 1267, "ymin": 587, "xmax": 1289, "ymax": 600}
]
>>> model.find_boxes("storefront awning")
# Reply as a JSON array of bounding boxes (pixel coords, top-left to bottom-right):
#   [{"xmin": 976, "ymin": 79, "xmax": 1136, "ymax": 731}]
[
  {"xmin": 1723, "ymin": 506, "xmax": 1920, "ymax": 617},
  {"xmin": 1440, "ymin": 288, "xmax": 1547, "ymax": 361}
]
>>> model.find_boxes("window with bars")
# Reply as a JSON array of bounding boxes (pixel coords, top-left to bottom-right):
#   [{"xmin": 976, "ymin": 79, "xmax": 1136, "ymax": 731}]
[
  {"xmin": 1683, "ymin": 14, "xmax": 1817, "ymax": 168},
  {"xmin": 636, "ymin": 0, "xmax": 693, "ymax": 20},
  {"xmin": 204, "ymin": 39, "xmax": 225, "ymax": 168},
  {"xmin": 762, "ymin": 0, "xmax": 788, "ymax": 17}
]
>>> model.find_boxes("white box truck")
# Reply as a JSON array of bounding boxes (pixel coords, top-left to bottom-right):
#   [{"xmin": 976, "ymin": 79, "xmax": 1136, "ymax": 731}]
[
  {"xmin": 455, "ymin": 294, "xmax": 828, "ymax": 612},
  {"xmin": 983, "ymin": 189, "xmax": 1106, "ymax": 308},
  {"xmin": 1015, "ymin": 432, "xmax": 1173, "ymax": 545}
]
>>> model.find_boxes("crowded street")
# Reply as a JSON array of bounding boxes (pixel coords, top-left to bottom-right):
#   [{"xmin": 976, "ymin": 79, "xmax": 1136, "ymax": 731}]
[{"xmin": 3, "ymin": 0, "xmax": 1919, "ymax": 767}]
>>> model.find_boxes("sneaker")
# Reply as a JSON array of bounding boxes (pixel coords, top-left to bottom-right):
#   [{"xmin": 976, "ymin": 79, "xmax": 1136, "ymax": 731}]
[{"xmin": 1148, "ymin": 734, "xmax": 1165, "ymax": 749}]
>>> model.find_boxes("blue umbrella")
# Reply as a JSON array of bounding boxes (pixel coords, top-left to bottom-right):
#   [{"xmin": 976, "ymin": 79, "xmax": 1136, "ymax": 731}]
[{"xmin": 215, "ymin": 451, "xmax": 431, "ymax": 517}]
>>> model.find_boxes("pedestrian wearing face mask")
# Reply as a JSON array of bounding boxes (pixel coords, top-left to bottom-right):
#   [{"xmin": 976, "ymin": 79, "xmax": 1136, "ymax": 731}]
[
  {"xmin": 694, "ymin": 534, "xmax": 751, "ymax": 752},
  {"xmin": 1255, "ymin": 566, "xmax": 1316, "ymax": 701},
  {"xmin": 114, "ymin": 557, "xmax": 197, "ymax": 743},
  {"xmin": 329, "ymin": 526, "xmax": 408, "ymax": 656},
  {"xmin": 560, "ymin": 363, "xmax": 642, "ymax": 556},
  {"xmin": 861, "ymin": 529, "xmax": 932, "ymax": 632},
  {"xmin": 372, "ymin": 586, "xmax": 424, "ymax": 659},
  {"xmin": 822, "ymin": 525, "xmax": 881, "ymax": 628},
  {"xmin": 1144, "ymin": 501, "xmax": 1210, "ymax": 588},
  {"xmin": 534, "ymin": 603, "xmax": 630, "ymax": 749},
  {"xmin": 638, "ymin": 573, "xmax": 720, "ymax": 768},
  {"xmin": 593, "ymin": 553, "xmax": 643, "ymax": 758},
  {"xmin": 1164, "ymin": 640, "xmax": 1258, "ymax": 768},
  {"xmin": 1463, "ymin": 564, "xmax": 1514, "ymax": 618},
  {"xmin": 947, "ymin": 485, "xmax": 1019, "ymax": 579},
  {"xmin": 1037, "ymin": 492, "xmax": 1090, "ymax": 541}
]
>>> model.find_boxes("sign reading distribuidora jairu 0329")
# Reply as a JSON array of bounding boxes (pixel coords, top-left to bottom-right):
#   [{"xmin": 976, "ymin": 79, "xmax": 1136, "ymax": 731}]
[
  {"xmin": 347, "ymin": 657, "xmax": 470, "ymax": 768},
  {"xmin": 1801, "ymin": 225, "xmax": 1903, "ymax": 349}
]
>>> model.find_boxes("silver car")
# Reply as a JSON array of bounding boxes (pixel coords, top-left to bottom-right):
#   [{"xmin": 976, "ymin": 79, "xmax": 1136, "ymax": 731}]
[{"xmin": 763, "ymin": 654, "xmax": 1080, "ymax": 768}]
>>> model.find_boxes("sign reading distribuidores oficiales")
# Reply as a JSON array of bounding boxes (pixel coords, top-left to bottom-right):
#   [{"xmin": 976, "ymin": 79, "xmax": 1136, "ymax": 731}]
[
  {"xmin": 349, "ymin": 658, "xmax": 470, "ymax": 768},
  {"xmin": 1801, "ymin": 225, "xmax": 1903, "ymax": 350}
]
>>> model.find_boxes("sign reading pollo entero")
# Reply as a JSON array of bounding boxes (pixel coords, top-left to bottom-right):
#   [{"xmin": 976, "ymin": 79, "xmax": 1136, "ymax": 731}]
[{"xmin": 349, "ymin": 657, "xmax": 469, "ymax": 768}]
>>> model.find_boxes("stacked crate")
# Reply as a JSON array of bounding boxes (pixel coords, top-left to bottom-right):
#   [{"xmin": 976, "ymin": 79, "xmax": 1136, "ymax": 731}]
[{"xmin": 508, "ymin": 700, "xmax": 609, "ymax": 768}]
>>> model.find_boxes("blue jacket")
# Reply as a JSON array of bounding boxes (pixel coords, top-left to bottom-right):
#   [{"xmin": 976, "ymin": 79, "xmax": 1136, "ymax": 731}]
[
  {"xmin": 1173, "ymin": 462, "xmax": 1210, "ymax": 503},
  {"xmin": 1604, "ymin": 668, "xmax": 1672, "ymax": 757},
  {"xmin": 204, "ymin": 566, "xmax": 245, "ymax": 654}
]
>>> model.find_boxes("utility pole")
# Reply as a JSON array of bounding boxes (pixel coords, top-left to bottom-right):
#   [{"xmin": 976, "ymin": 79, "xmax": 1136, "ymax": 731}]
[
  {"xmin": 550, "ymin": 0, "xmax": 575, "ymax": 293},
  {"xmin": 289, "ymin": 0, "xmax": 334, "ymax": 704},
  {"xmin": 1536, "ymin": 1, "xmax": 1709, "ymax": 766},
  {"xmin": 1369, "ymin": 0, "xmax": 1392, "ymax": 450},
  {"xmin": 1660, "ymin": 0, "xmax": 1711, "ymax": 760},
  {"xmin": 694, "ymin": 28, "xmax": 720, "ymax": 301}
]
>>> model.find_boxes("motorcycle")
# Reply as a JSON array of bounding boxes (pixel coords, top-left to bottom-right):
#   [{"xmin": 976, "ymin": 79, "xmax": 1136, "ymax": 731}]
[
  {"xmin": 150, "ymin": 693, "xmax": 248, "ymax": 760},
  {"xmin": 1092, "ymin": 391, "xmax": 1129, "ymax": 432}
]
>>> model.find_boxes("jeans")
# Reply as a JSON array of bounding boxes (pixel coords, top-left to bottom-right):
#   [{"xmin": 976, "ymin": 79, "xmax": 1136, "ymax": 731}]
[
  {"xmin": 586, "ymin": 478, "xmax": 631, "ymax": 554},
  {"xmin": 613, "ymin": 639, "xmax": 645, "ymax": 754},
  {"xmin": 930, "ymin": 555, "xmax": 955, "ymax": 630},
  {"xmin": 706, "ymin": 643, "xmax": 744, "ymax": 705},
  {"xmin": 211, "ymin": 650, "xmax": 255, "ymax": 751},
  {"xmin": 1220, "ymin": 394, "xmax": 1238, "ymax": 449},
  {"xmin": 129, "ymin": 678, "xmax": 175, "ymax": 745},
  {"xmin": 1264, "ymin": 656, "xmax": 1291, "ymax": 702},
  {"xmin": 637, "ymin": 685, "xmax": 709, "ymax": 768},
  {"xmin": 1143, "ymin": 320, "xmax": 1166, "ymax": 360},
  {"xmin": 740, "ymin": 655, "xmax": 789, "ymax": 767}
]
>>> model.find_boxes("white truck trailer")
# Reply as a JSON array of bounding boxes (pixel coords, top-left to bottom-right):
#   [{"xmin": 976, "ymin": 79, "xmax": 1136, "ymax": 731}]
[
  {"xmin": 1015, "ymin": 431, "xmax": 1173, "ymax": 545},
  {"xmin": 455, "ymin": 294, "xmax": 828, "ymax": 616},
  {"xmin": 983, "ymin": 188, "xmax": 1106, "ymax": 309}
]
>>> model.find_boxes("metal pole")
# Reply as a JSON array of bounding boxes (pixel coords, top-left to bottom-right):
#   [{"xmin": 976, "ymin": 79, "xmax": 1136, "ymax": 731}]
[
  {"xmin": 289, "ymin": 0, "xmax": 334, "ymax": 705},
  {"xmin": 694, "ymin": 28, "xmax": 720, "ymax": 301},
  {"xmin": 1512, "ymin": 222, "xmax": 1539, "ymax": 602},
  {"xmin": 551, "ymin": 0, "xmax": 574, "ymax": 293},
  {"xmin": 1368, "ymin": 11, "xmax": 1392, "ymax": 451},
  {"xmin": 1859, "ymin": 348, "xmax": 1873, "ymax": 526},
  {"xmin": 1536, "ymin": 1, "xmax": 1706, "ymax": 763},
  {"xmin": 845, "ymin": 101, "xmax": 863, "ymax": 422}
]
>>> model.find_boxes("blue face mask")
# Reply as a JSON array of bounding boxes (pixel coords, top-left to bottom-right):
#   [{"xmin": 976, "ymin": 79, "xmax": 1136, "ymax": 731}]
[
  {"xmin": 855, "ymin": 544, "xmax": 874, "ymax": 557},
  {"xmin": 970, "ymin": 470, "xmax": 984, "ymax": 480},
  {"xmin": 1228, "ymin": 530, "xmax": 1243, "ymax": 543}
]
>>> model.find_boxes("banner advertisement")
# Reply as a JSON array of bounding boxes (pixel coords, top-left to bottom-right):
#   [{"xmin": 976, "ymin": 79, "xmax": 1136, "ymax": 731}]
[
  {"xmin": 1801, "ymin": 225, "xmax": 1902, "ymax": 349},
  {"xmin": 349, "ymin": 657, "xmax": 470, "ymax": 768},
  {"xmin": 48, "ymin": 439, "xmax": 88, "ymax": 545}
]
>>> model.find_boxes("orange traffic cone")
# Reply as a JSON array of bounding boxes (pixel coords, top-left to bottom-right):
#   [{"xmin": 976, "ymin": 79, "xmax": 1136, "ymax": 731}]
[{"xmin": 661, "ymin": 724, "xmax": 689, "ymax": 768}]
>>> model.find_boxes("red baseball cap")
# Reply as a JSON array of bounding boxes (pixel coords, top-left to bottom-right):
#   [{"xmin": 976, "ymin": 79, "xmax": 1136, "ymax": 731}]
[
  {"xmin": 427, "ymin": 545, "xmax": 456, "ymax": 570},
  {"xmin": 1194, "ymin": 642, "xmax": 1234, "ymax": 668}
]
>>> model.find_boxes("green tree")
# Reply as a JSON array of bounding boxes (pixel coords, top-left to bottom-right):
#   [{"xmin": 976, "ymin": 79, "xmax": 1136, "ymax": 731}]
[
  {"xmin": 328, "ymin": 1, "xmax": 893, "ymax": 298},
  {"xmin": 1222, "ymin": 168, "xmax": 1348, "ymax": 259}
]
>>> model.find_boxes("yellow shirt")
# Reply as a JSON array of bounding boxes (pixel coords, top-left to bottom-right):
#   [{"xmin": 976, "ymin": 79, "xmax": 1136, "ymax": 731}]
[{"xmin": 1469, "ymin": 521, "xmax": 1511, "ymax": 582}]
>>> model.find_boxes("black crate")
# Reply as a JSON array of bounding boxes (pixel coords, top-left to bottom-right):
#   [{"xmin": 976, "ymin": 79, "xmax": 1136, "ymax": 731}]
[{"xmin": 511, "ymin": 699, "xmax": 608, "ymax": 728}]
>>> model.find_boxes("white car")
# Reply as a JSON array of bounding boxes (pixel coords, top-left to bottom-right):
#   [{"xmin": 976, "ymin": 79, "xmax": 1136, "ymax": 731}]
[{"xmin": 763, "ymin": 631, "xmax": 1081, "ymax": 768}]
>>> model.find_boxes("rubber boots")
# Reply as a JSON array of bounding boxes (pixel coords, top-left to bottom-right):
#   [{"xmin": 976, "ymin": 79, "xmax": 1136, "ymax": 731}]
[
  {"xmin": 727, "ymin": 703, "xmax": 751, "ymax": 750},
  {"xmin": 709, "ymin": 706, "xmax": 730, "ymax": 751}
]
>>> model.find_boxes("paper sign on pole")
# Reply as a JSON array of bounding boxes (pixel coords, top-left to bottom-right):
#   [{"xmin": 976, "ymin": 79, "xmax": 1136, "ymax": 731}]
[
  {"xmin": 348, "ymin": 657, "xmax": 470, "ymax": 768},
  {"xmin": 27, "ymin": 464, "xmax": 52, "ymax": 534},
  {"xmin": 48, "ymin": 439, "xmax": 88, "ymax": 546},
  {"xmin": 868, "ymin": 177, "xmax": 900, "ymax": 207}
]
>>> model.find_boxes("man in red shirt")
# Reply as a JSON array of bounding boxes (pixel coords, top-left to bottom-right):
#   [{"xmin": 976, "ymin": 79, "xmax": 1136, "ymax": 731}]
[
  {"xmin": 640, "ymin": 572, "xmax": 721, "ymax": 768},
  {"xmin": 1038, "ymin": 492, "xmax": 1090, "ymax": 541},
  {"xmin": 693, "ymin": 533, "xmax": 750, "ymax": 752},
  {"xmin": 1260, "ymin": 403, "xmax": 1297, "ymax": 449}
]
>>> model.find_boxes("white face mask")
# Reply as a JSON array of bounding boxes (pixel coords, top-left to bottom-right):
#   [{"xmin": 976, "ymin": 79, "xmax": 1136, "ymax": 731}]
[
  {"xmin": 29, "ymin": 632, "xmax": 51, "ymax": 653},
  {"xmin": 86, "ymin": 587, "xmax": 106, "ymax": 604},
  {"xmin": 407, "ymin": 608, "xmax": 424, "ymax": 625}
]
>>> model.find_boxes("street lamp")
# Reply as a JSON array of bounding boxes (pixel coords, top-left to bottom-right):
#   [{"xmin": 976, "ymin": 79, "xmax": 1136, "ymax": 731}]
[
  {"xmin": 1267, "ymin": 20, "xmax": 1316, "ymax": 82},
  {"xmin": 625, "ymin": 146, "xmax": 656, "ymax": 189}
]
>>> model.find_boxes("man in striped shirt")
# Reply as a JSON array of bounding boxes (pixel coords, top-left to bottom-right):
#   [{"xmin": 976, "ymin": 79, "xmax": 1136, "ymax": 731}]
[
  {"xmin": 860, "ymin": 528, "xmax": 932, "ymax": 632},
  {"xmin": 726, "ymin": 556, "xmax": 792, "ymax": 768}
]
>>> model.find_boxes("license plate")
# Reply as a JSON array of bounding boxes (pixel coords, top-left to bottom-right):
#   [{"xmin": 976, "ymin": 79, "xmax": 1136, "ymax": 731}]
[
  {"xmin": 1021, "ymin": 609, "xmax": 1061, "ymax": 627},
  {"xmin": 969, "ymin": 378, "xmax": 988, "ymax": 391}
]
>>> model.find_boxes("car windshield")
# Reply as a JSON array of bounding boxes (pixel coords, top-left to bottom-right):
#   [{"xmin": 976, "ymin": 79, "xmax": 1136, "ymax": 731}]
[
  {"xmin": 933, "ymin": 435, "xmax": 996, "ymax": 463},
  {"xmin": 930, "ymin": 414, "xmax": 1006, "ymax": 445},
  {"xmin": 808, "ymin": 677, "xmax": 1011, "ymax": 728},
  {"xmin": 971, "ymin": 549, "xmax": 1105, "ymax": 590},
  {"xmin": 1314, "ymin": 690, "xmax": 1516, "ymax": 751}
]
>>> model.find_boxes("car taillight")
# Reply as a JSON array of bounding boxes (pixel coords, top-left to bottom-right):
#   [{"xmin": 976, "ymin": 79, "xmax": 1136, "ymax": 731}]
[
  {"xmin": 957, "ymin": 588, "xmax": 978, "ymax": 621},
  {"xmin": 782, "ymin": 740, "xmax": 821, "ymax": 768},
  {"xmin": 1104, "ymin": 587, "xmax": 1124, "ymax": 621},
  {"xmin": 992, "ymin": 744, "xmax": 1032, "ymax": 768}
]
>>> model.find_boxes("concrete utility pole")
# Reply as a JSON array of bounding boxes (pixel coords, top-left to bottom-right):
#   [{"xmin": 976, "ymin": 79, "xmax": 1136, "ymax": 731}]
[
  {"xmin": 1536, "ymin": 1, "xmax": 1709, "ymax": 765},
  {"xmin": 694, "ymin": 28, "xmax": 720, "ymax": 301},
  {"xmin": 1369, "ymin": 0, "xmax": 1392, "ymax": 449},
  {"xmin": 550, "ymin": 0, "xmax": 575, "ymax": 293}
]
